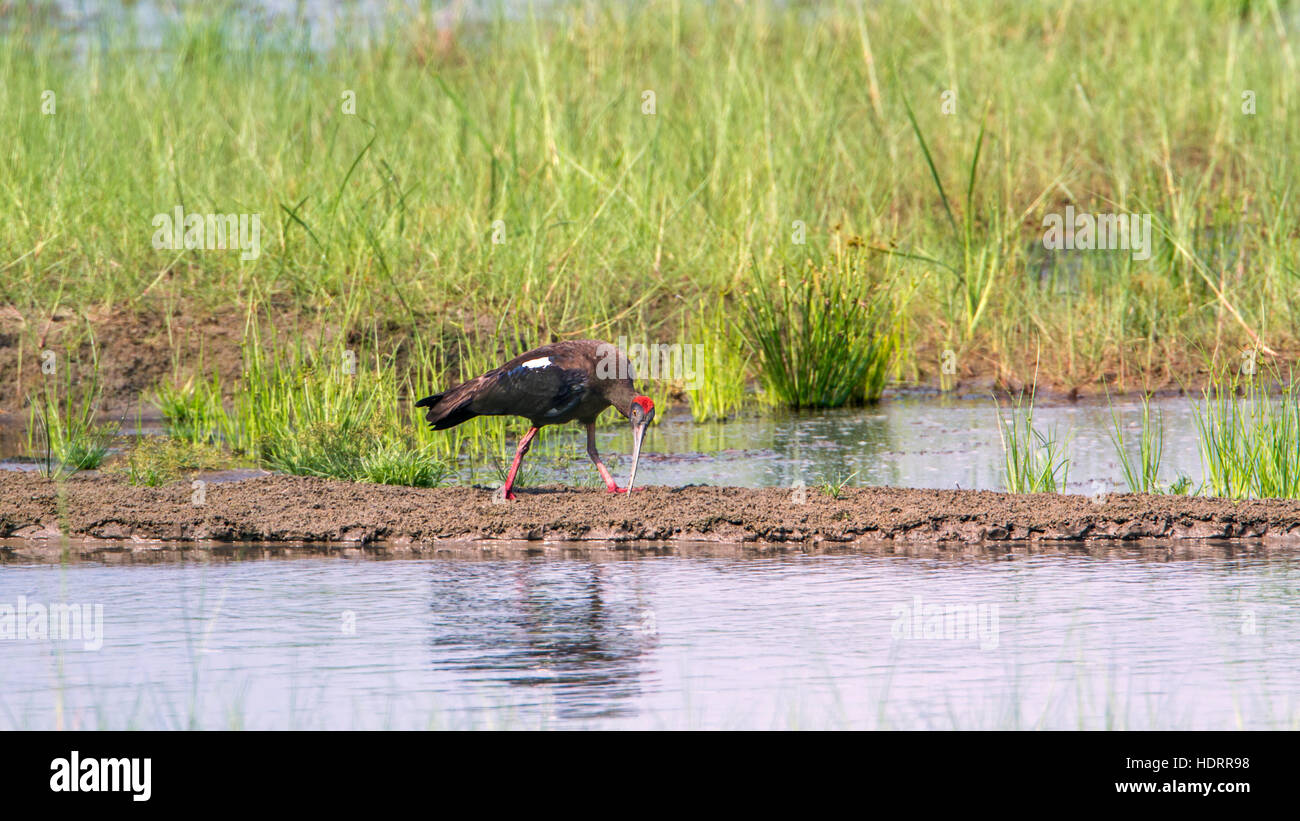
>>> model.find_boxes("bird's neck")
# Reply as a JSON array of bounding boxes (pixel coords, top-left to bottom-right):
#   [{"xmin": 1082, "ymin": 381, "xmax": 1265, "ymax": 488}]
[{"xmin": 604, "ymin": 379, "xmax": 637, "ymax": 418}]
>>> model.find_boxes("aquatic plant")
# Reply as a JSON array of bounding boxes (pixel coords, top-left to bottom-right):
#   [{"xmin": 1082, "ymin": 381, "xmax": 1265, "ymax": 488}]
[
  {"xmin": 151, "ymin": 373, "xmax": 225, "ymax": 444},
  {"xmin": 25, "ymin": 352, "xmax": 116, "ymax": 478},
  {"xmin": 1193, "ymin": 375, "xmax": 1300, "ymax": 500},
  {"xmin": 1106, "ymin": 394, "xmax": 1165, "ymax": 494},
  {"xmin": 742, "ymin": 255, "xmax": 898, "ymax": 409},
  {"xmin": 203, "ymin": 323, "xmax": 450, "ymax": 486},
  {"xmin": 268, "ymin": 420, "xmax": 447, "ymax": 488},
  {"xmin": 995, "ymin": 391, "xmax": 1070, "ymax": 494}
]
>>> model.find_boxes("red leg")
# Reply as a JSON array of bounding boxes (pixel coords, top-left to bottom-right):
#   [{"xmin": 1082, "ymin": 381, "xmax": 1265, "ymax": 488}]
[
  {"xmin": 586, "ymin": 424, "xmax": 627, "ymax": 493},
  {"xmin": 502, "ymin": 426, "xmax": 539, "ymax": 500}
]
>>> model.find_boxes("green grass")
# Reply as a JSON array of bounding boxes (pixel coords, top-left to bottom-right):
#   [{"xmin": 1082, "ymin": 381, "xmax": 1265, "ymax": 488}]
[
  {"xmin": 212, "ymin": 322, "xmax": 452, "ymax": 486},
  {"xmin": 818, "ymin": 469, "xmax": 860, "ymax": 500},
  {"xmin": 24, "ymin": 349, "xmax": 116, "ymax": 478},
  {"xmin": 742, "ymin": 252, "xmax": 900, "ymax": 408},
  {"xmin": 995, "ymin": 390, "xmax": 1070, "ymax": 494},
  {"xmin": 4, "ymin": 0, "xmax": 1300, "ymax": 405},
  {"xmin": 359, "ymin": 439, "xmax": 448, "ymax": 488},
  {"xmin": 889, "ymin": 95, "xmax": 1016, "ymax": 347},
  {"xmin": 684, "ymin": 299, "xmax": 751, "ymax": 421},
  {"xmin": 134, "ymin": 320, "xmax": 459, "ymax": 486},
  {"xmin": 151, "ymin": 372, "xmax": 225, "ymax": 444},
  {"xmin": 1193, "ymin": 372, "xmax": 1300, "ymax": 499},
  {"xmin": 122, "ymin": 437, "xmax": 229, "ymax": 487},
  {"xmin": 1107, "ymin": 394, "xmax": 1168, "ymax": 494}
]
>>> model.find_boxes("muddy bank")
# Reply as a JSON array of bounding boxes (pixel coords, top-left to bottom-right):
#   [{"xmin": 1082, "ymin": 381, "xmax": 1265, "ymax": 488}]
[
  {"xmin": 0, "ymin": 305, "xmax": 247, "ymax": 417},
  {"xmin": 4, "ymin": 472, "xmax": 1300, "ymax": 553},
  {"xmin": 0, "ymin": 306, "xmax": 431, "ymax": 416}
]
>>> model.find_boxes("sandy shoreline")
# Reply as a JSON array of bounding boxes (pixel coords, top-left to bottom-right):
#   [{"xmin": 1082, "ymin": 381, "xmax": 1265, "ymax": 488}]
[{"xmin": 4, "ymin": 472, "xmax": 1300, "ymax": 555}]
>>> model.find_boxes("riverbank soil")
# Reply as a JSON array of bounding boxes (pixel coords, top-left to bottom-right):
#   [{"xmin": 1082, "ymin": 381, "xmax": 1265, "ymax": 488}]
[{"xmin": 3, "ymin": 472, "xmax": 1300, "ymax": 552}]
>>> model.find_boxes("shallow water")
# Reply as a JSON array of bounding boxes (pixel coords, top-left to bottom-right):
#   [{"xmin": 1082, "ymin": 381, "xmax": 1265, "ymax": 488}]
[
  {"xmin": 502, "ymin": 395, "xmax": 1205, "ymax": 494},
  {"xmin": 1, "ymin": 395, "xmax": 1202, "ymax": 496},
  {"xmin": 2, "ymin": 543, "xmax": 1296, "ymax": 729}
]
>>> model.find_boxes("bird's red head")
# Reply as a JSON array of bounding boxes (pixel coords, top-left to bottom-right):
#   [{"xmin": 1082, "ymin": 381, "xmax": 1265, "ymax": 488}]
[{"xmin": 628, "ymin": 395, "xmax": 655, "ymax": 429}]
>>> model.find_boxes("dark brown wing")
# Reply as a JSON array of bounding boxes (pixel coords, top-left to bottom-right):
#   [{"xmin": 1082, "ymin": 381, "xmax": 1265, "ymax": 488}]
[
  {"xmin": 416, "ymin": 340, "xmax": 633, "ymax": 429},
  {"xmin": 468, "ymin": 343, "xmax": 596, "ymax": 422}
]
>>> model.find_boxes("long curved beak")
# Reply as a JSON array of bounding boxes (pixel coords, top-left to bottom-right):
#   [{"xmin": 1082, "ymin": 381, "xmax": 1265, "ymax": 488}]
[{"xmin": 626, "ymin": 421, "xmax": 648, "ymax": 493}]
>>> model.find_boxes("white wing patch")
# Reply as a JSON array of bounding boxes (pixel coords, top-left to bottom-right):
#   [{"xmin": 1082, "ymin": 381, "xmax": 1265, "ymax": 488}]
[{"xmin": 521, "ymin": 357, "xmax": 552, "ymax": 369}]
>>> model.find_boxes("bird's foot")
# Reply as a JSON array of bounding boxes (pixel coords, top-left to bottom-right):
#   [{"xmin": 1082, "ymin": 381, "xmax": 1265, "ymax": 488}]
[{"xmin": 606, "ymin": 485, "xmax": 645, "ymax": 494}]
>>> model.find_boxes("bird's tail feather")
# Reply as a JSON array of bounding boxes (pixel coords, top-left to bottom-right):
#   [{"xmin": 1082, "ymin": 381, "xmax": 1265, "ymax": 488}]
[{"xmin": 415, "ymin": 384, "xmax": 479, "ymax": 430}]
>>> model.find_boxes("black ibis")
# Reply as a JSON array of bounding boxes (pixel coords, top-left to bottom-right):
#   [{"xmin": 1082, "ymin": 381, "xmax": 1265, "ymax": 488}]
[{"xmin": 415, "ymin": 339, "xmax": 656, "ymax": 499}]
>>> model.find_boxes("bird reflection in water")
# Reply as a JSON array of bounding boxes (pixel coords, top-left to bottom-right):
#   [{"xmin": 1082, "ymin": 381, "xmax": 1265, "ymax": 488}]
[{"xmin": 425, "ymin": 559, "xmax": 658, "ymax": 721}]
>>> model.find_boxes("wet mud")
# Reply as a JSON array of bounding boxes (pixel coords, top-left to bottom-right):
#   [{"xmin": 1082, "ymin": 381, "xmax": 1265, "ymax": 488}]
[{"xmin": 4, "ymin": 472, "xmax": 1300, "ymax": 556}]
